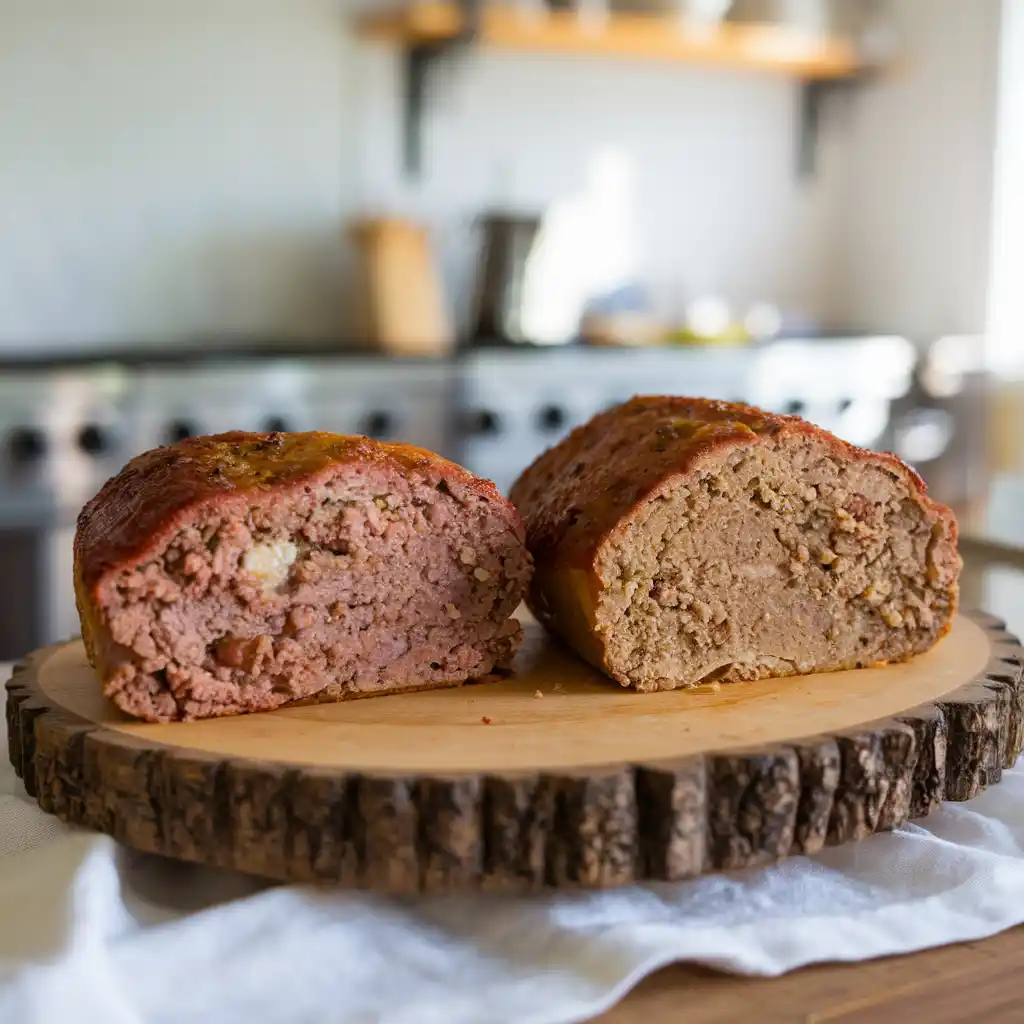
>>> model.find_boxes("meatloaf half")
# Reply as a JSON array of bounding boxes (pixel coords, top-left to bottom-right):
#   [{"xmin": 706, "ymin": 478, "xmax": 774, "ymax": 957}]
[
  {"xmin": 75, "ymin": 431, "xmax": 532, "ymax": 721},
  {"xmin": 509, "ymin": 397, "xmax": 960, "ymax": 692}
]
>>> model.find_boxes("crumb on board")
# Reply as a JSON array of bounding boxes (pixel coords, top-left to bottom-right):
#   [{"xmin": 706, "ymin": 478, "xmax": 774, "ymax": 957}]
[
  {"xmin": 534, "ymin": 689, "xmax": 544, "ymax": 699},
  {"xmin": 553, "ymin": 683, "xmax": 565, "ymax": 694},
  {"xmin": 481, "ymin": 715, "xmax": 492, "ymax": 725}
]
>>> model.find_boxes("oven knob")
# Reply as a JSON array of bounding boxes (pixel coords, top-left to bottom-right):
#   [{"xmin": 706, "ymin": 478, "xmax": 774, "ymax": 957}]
[
  {"xmin": 262, "ymin": 416, "xmax": 292, "ymax": 434},
  {"xmin": 77, "ymin": 423, "xmax": 113, "ymax": 456},
  {"xmin": 166, "ymin": 419, "xmax": 198, "ymax": 443},
  {"xmin": 361, "ymin": 411, "xmax": 394, "ymax": 439},
  {"xmin": 462, "ymin": 409, "xmax": 502, "ymax": 437},
  {"xmin": 536, "ymin": 404, "xmax": 566, "ymax": 433},
  {"xmin": 6, "ymin": 427, "xmax": 47, "ymax": 464}
]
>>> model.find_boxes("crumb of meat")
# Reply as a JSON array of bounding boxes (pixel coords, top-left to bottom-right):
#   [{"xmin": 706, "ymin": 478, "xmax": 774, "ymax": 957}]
[
  {"xmin": 98, "ymin": 467, "xmax": 532, "ymax": 721},
  {"xmin": 595, "ymin": 434, "xmax": 959, "ymax": 692}
]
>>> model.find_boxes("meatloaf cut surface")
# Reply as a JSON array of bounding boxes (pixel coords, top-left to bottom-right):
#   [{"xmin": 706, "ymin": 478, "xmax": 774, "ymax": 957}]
[
  {"xmin": 75, "ymin": 431, "xmax": 532, "ymax": 721},
  {"xmin": 509, "ymin": 397, "xmax": 960, "ymax": 692}
]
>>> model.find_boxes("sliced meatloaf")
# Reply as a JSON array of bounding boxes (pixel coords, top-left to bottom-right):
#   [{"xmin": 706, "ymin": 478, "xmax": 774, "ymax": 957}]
[
  {"xmin": 509, "ymin": 397, "xmax": 960, "ymax": 692},
  {"xmin": 75, "ymin": 431, "xmax": 532, "ymax": 721}
]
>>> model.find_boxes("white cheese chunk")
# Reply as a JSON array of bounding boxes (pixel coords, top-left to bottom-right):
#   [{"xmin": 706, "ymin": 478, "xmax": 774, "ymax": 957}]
[{"xmin": 243, "ymin": 540, "xmax": 298, "ymax": 589}]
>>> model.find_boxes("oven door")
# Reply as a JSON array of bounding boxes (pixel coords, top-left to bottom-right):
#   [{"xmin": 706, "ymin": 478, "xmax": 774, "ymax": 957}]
[{"xmin": 0, "ymin": 525, "xmax": 77, "ymax": 660}]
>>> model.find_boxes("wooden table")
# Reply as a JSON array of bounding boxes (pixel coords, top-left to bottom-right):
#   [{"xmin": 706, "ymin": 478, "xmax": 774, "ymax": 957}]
[{"xmin": 597, "ymin": 926, "xmax": 1024, "ymax": 1022}]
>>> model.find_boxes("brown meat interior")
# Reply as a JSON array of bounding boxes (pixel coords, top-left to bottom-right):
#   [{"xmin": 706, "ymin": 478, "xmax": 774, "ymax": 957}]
[
  {"xmin": 595, "ymin": 436, "xmax": 959, "ymax": 691},
  {"xmin": 97, "ymin": 466, "xmax": 531, "ymax": 720}
]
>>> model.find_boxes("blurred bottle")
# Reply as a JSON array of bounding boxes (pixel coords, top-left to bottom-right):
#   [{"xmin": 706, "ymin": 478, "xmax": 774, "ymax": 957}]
[
  {"xmin": 493, "ymin": 0, "xmax": 548, "ymax": 17},
  {"xmin": 609, "ymin": 0, "xmax": 734, "ymax": 27},
  {"xmin": 728, "ymin": 0, "xmax": 900, "ymax": 59},
  {"xmin": 729, "ymin": 0, "xmax": 831, "ymax": 37},
  {"xmin": 470, "ymin": 213, "xmax": 545, "ymax": 345},
  {"xmin": 546, "ymin": 0, "xmax": 611, "ymax": 20},
  {"xmin": 680, "ymin": 0, "xmax": 735, "ymax": 31}
]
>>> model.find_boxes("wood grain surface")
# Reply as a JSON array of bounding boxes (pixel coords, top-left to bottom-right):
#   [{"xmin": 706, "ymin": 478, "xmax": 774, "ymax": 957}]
[
  {"xmin": 356, "ymin": 3, "xmax": 863, "ymax": 80},
  {"xmin": 595, "ymin": 925, "xmax": 1024, "ymax": 1023},
  {"xmin": 6, "ymin": 611, "xmax": 1022, "ymax": 892}
]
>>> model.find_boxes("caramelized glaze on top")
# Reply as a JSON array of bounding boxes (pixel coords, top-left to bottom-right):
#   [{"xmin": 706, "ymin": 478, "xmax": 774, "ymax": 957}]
[
  {"xmin": 75, "ymin": 431, "xmax": 514, "ymax": 593},
  {"xmin": 510, "ymin": 396, "xmax": 936, "ymax": 566}
]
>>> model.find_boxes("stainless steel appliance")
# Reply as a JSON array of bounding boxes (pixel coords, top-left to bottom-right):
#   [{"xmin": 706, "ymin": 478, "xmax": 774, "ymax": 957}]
[
  {"xmin": 456, "ymin": 336, "xmax": 916, "ymax": 492},
  {"xmin": 0, "ymin": 335, "xmax": 919, "ymax": 657},
  {"xmin": 0, "ymin": 365, "xmax": 133, "ymax": 659},
  {"xmin": 0, "ymin": 358, "xmax": 452, "ymax": 658},
  {"xmin": 470, "ymin": 214, "xmax": 546, "ymax": 345}
]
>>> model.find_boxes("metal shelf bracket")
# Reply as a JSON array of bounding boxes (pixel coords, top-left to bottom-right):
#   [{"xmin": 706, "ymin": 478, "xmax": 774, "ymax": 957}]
[
  {"xmin": 402, "ymin": 0, "xmax": 483, "ymax": 177},
  {"xmin": 797, "ymin": 73, "xmax": 873, "ymax": 180},
  {"xmin": 394, "ymin": 1, "xmax": 872, "ymax": 183}
]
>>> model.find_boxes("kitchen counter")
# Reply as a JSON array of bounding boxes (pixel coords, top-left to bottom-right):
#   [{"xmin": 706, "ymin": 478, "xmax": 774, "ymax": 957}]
[{"xmin": 0, "ymin": 333, "xmax": 905, "ymax": 370}]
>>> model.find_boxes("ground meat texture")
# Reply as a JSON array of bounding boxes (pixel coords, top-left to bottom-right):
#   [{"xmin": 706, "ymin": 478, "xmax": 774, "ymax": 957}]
[
  {"xmin": 509, "ymin": 397, "xmax": 960, "ymax": 693},
  {"xmin": 75, "ymin": 431, "xmax": 532, "ymax": 721}
]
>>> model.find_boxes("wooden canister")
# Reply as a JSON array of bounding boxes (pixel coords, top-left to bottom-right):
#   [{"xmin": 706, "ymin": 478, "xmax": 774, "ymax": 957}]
[{"xmin": 350, "ymin": 218, "xmax": 454, "ymax": 357}]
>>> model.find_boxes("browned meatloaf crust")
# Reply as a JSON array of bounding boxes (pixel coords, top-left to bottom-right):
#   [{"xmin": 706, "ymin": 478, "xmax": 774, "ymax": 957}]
[
  {"xmin": 75, "ymin": 431, "xmax": 532, "ymax": 721},
  {"xmin": 509, "ymin": 397, "xmax": 960, "ymax": 692}
]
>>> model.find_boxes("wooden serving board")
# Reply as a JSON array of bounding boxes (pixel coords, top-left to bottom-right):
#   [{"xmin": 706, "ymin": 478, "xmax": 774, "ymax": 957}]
[{"xmin": 6, "ymin": 611, "xmax": 1023, "ymax": 893}]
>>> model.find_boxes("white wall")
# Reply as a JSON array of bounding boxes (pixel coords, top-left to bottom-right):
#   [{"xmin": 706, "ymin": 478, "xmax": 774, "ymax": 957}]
[
  {"xmin": 0, "ymin": 0, "xmax": 356, "ymax": 351},
  {"xmin": 986, "ymin": 0, "xmax": 1024, "ymax": 373},
  {"xmin": 0, "ymin": 0, "xmax": 1005, "ymax": 352},
  {"xmin": 0, "ymin": 0, "xmax": 844, "ymax": 352},
  {"xmin": 826, "ymin": 0, "xmax": 1002, "ymax": 340}
]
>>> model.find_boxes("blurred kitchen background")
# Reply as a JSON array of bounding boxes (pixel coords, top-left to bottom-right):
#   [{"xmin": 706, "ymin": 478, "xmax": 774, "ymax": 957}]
[{"xmin": 1, "ymin": 0, "xmax": 1023, "ymax": 658}]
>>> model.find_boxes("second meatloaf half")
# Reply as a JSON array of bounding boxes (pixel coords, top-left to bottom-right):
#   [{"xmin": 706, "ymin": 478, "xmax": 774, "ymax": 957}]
[
  {"xmin": 76, "ymin": 432, "xmax": 532, "ymax": 721},
  {"xmin": 510, "ymin": 397, "xmax": 960, "ymax": 692}
]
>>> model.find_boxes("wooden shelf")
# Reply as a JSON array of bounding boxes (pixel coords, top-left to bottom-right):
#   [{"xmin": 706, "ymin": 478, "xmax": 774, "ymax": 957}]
[{"xmin": 356, "ymin": 3, "xmax": 863, "ymax": 81}]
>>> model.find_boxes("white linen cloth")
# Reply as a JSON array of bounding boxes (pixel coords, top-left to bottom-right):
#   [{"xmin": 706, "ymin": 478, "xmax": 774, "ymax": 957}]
[{"xmin": 3, "ymin": 662, "xmax": 1024, "ymax": 1024}]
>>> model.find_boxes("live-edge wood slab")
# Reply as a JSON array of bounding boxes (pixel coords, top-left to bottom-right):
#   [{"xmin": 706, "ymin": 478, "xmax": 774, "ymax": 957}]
[{"xmin": 6, "ymin": 611, "xmax": 1023, "ymax": 893}]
